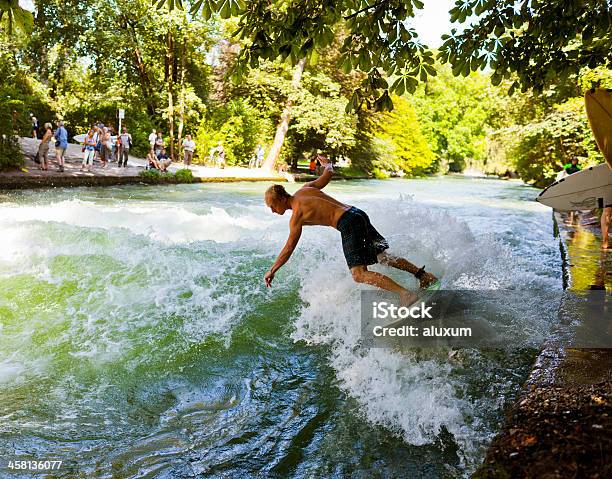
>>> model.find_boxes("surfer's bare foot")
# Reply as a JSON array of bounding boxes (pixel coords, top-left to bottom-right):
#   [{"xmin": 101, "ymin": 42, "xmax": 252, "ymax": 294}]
[
  {"xmin": 399, "ymin": 290, "xmax": 418, "ymax": 307},
  {"xmin": 418, "ymin": 272, "xmax": 438, "ymax": 289}
]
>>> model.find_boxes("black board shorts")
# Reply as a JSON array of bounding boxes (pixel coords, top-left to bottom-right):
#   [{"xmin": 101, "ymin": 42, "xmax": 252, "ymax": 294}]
[{"xmin": 336, "ymin": 206, "xmax": 389, "ymax": 269}]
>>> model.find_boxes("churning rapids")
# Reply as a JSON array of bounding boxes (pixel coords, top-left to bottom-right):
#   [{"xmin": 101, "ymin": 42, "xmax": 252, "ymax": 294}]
[{"xmin": 0, "ymin": 177, "xmax": 562, "ymax": 478}]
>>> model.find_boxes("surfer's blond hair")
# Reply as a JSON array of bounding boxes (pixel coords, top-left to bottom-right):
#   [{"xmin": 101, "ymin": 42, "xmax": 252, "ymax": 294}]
[{"xmin": 265, "ymin": 184, "xmax": 291, "ymax": 206}]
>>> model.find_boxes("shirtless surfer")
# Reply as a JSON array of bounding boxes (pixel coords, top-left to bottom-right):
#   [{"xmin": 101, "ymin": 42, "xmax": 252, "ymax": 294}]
[{"xmin": 264, "ymin": 155, "xmax": 438, "ymax": 305}]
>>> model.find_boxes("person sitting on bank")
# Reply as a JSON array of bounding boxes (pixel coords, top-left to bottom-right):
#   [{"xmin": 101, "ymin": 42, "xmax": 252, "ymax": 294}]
[
  {"xmin": 147, "ymin": 149, "xmax": 161, "ymax": 170},
  {"xmin": 563, "ymin": 158, "xmax": 582, "ymax": 175},
  {"xmin": 157, "ymin": 148, "xmax": 172, "ymax": 172}
]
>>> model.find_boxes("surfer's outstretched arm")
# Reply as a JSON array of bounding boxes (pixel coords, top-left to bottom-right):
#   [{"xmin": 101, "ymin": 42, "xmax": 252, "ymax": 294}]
[
  {"xmin": 303, "ymin": 157, "xmax": 333, "ymax": 190},
  {"xmin": 264, "ymin": 217, "xmax": 303, "ymax": 287}
]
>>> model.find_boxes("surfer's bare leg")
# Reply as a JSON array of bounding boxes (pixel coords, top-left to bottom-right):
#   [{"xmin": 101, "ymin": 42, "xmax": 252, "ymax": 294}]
[
  {"xmin": 350, "ymin": 265, "xmax": 417, "ymax": 306},
  {"xmin": 602, "ymin": 207, "xmax": 611, "ymax": 250},
  {"xmin": 377, "ymin": 252, "xmax": 438, "ymax": 288}
]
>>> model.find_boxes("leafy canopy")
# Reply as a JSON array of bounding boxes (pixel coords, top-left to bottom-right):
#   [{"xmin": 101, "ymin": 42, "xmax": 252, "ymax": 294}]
[{"xmin": 156, "ymin": 0, "xmax": 611, "ymax": 110}]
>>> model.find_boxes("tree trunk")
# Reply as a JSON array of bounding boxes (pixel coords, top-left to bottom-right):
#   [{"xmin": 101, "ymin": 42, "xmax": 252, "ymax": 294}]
[
  {"xmin": 50, "ymin": 43, "xmax": 69, "ymax": 100},
  {"xmin": 177, "ymin": 39, "xmax": 186, "ymax": 162},
  {"xmin": 166, "ymin": 28, "xmax": 175, "ymax": 161},
  {"xmin": 262, "ymin": 58, "xmax": 306, "ymax": 171},
  {"xmin": 127, "ymin": 21, "xmax": 157, "ymax": 118},
  {"xmin": 33, "ymin": 0, "xmax": 48, "ymax": 85}
]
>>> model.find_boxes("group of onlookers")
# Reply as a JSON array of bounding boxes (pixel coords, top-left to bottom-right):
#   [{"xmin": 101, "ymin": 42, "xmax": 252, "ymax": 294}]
[
  {"xmin": 80, "ymin": 123, "xmax": 133, "ymax": 171},
  {"xmin": 32, "ymin": 117, "xmax": 267, "ymax": 174},
  {"xmin": 33, "ymin": 118, "xmax": 130, "ymax": 172},
  {"xmin": 145, "ymin": 129, "xmax": 197, "ymax": 171}
]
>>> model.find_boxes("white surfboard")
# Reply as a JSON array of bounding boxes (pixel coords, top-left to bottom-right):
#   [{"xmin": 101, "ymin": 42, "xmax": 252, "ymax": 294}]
[
  {"xmin": 536, "ymin": 163, "xmax": 612, "ymax": 210},
  {"xmin": 72, "ymin": 134, "xmax": 117, "ymax": 144}
]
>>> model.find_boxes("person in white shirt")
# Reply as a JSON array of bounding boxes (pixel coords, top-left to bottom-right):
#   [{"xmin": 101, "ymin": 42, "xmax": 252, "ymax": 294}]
[
  {"xmin": 256, "ymin": 144, "xmax": 264, "ymax": 168},
  {"xmin": 182, "ymin": 135, "xmax": 196, "ymax": 165},
  {"xmin": 148, "ymin": 129, "xmax": 157, "ymax": 151}
]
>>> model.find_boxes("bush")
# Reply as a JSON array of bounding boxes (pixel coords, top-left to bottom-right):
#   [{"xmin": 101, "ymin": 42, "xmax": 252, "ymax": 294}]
[
  {"xmin": 0, "ymin": 135, "xmax": 24, "ymax": 170},
  {"xmin": 511, "ymin": 98, "xmax": 603, "ymax": 187},
  {"xmin": 0, "ymin": 44, "xmax": 53, "ymax": 138},
  {"xmin": 138, "ymin": 168, "xmax": 196, "ymax": 184},
  {"xmin": 194, "ymin": 99, "xmax": 265, "ymax": 166},
  {"xmin": 174, "ymin": 168, "xmax": 195, "ymax": 183},
  {"xmin": 138, "ymin": 169, "xmax": 164, "ymax": 183}
]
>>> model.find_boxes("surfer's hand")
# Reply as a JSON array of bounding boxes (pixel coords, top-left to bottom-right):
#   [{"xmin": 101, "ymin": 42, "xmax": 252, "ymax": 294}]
[
  {"xmin": 318, "ymin": 156, "xmax": 330, "ymax": 167},
  {"xmin": 264, "ymin": 270, "xmax": 274, "ymax": 288}
]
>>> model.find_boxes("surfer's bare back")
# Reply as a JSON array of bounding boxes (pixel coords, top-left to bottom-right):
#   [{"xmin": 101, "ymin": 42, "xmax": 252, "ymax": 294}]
[{"xmin": 264, "ymin": 155, "xmax": 437, "ymax": 304}]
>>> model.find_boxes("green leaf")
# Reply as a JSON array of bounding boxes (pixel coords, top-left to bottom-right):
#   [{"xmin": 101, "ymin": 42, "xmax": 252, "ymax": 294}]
[
  {"xmin": 190, "ymin": 0, "xmax": 204, "ymax": 14},
  {"xmin": 396, "ymin": 78, "xmax": 406, "ymax": 96},
  {"xmin": 341, "ymin": 56, "xmax": 352, "ymax": 74},
  {"xmin": 220, "ymin": 0, "xmax": 231, "ymax": 19},
  {"xmin": 310, "ymin": 48, "xmax": 319, "ymax": 65}
]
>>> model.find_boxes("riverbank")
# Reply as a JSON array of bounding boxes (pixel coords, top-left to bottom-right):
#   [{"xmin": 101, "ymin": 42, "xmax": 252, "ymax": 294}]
[
  {"xmin": 0, "ymin": 138, "xmax": 290, "ymax": 189},
  {"xmin": 475, "ymin": 211, "xmax": 611, "ymax": 478},
  {"xmin": 0, "ymin": 138, "xmax": 376, "ymax": 190}
]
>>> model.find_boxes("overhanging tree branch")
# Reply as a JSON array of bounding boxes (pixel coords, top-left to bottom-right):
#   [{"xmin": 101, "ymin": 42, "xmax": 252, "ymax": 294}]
[{"xmin": 344, "ymin": 0, "xmax": 387, "ymax": 20}]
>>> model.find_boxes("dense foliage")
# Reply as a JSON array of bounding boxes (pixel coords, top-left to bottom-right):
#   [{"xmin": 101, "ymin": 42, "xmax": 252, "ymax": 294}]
[
  {"xmin": 178, "ymin": 0, "xmax": 612, "ymax": 111},
  {"xmin": 0, "ymin": 0, "xmax": 609, "ymax": 187}
]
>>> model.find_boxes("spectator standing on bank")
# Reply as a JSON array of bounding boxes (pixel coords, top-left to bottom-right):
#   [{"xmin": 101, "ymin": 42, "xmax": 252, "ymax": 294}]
[
  {"xmin": 91, "ymin": 124, "xmax": 101, "ymax": 162},
  {"xmin": 309, "ymin": 157, "xmax": 316, "ymax": 174},
  {"xmin": 182, "ymin": 134, "xmax": 196, "ymax": 166},
  {"xmin": 154, "ymin": 132, "xmax": 165, "ymax": 157},
  {"xmin": 81, "ymin": 129, "xmax": 96, "ymax": 171},
  {"xmin": 37, "ymin": 122, "xmax": 53, "ymax": 170},
  {"xmin": 54, "ymin": 121, "xmax": 68, "ymax": 172},
  {"xmin": 115, "ymin": 131, "xmax": 122, "ymax": 164},
  {"xmin": 109, "ymin": 126, "xmax": 117, "ymax": 162},
  {"xmin": 216, "ymin": 141, "xmax": 225, "ymax": 169},
  {"xmin": 256, "ymin": 144, "xmax": 264, "ymax": 168},
  {"xmin": 99, "ymin": 127, "xmax": 112, "ymax": 168},
  {"xmin": 118, "ymin": 127, "xmax": 132, "ymax": 167},
  {"xmin": 31, "ymin": 115, "xmax": 39, "ymax": 139},
  {"xmin": 148, "ymin": 129, "xmax": 157, "ymax": 151}
]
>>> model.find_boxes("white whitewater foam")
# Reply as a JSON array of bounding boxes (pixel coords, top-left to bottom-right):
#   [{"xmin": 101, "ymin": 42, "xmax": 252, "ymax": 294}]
[{"xmin": 290, "ymin": 197, "xmax": 559, "ymax": 470}]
